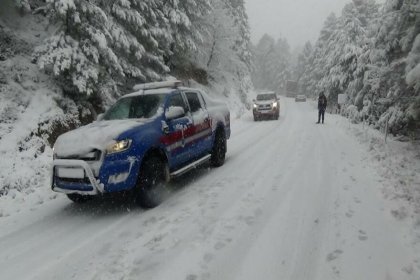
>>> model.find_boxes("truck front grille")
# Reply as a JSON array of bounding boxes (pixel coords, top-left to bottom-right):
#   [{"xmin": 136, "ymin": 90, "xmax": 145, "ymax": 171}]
[
  {"xmin": 258, "ymin": 104, "xmax": 272, "ymax": 110},
  {"xmin": 57, "ymin": 149, "xmax": 102, "ymax": 161},
  {"xmin": 57, "ymin": 177, "xmax": 92, "ymax": 184}
]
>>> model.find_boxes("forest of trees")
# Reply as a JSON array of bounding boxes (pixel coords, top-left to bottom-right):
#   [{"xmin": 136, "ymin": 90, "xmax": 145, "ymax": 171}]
[
  {"xmin": 8, "ymin": 0, "xmax": 420, "ymax": 138},
  {"xmin": 251, "ymin": 34, "xmax": 292, "ymax": 93},
  {"xmin": 15, "ymin": 0, "xmax": 253, "ymax": 109},
  {"xmin": 297, "ymin": 0, "xmax": 420, "ymax": 137}
]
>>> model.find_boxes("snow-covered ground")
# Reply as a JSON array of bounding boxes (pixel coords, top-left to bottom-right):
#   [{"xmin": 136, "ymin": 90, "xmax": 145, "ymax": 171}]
[{"xmin": 1, "ymin": 98, "xmax": 420, "ymax": 280}]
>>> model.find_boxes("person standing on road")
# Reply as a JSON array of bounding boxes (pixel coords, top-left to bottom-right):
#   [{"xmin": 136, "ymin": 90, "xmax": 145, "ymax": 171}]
[{"xmin": 317, "ymin": 92, "xmax": 327, "ymax": 124}]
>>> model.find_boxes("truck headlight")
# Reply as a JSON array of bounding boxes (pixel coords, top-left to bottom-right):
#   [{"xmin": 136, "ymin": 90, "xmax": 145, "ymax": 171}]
[
  {"xmin": 107, "ymin": 139, "xmax": 132, "ymax": 154},
  {"xmin": 273, "ymin": 102, "xmax": 278, "ymax": 108},
  {"xmin": 253, "ymin": 104, "xmax": 257, "ymax": 109}
]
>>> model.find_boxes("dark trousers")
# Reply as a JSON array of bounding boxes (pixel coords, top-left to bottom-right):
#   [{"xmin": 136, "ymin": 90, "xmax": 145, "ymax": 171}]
[{"xmin": 318, "ymin": 109, "xmax": 325, "ymax": 123}]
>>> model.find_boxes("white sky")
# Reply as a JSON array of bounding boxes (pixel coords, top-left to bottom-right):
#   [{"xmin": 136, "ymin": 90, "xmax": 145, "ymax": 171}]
[{"xmin": 244, "ymin": 0, "xmax": 352, "ymax": 48}]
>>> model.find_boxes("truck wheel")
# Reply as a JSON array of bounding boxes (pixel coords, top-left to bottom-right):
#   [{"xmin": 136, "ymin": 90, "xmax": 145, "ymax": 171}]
[
  {"xmin": 136, "ymin": 156, "xmax": 169, "ymax": 208},
  {"xmin": 66, "ymin": 193, "xmax": 93, "ymax": 203},
  {"xmin": 211, "ymin": 129, "xmax": 226, "ymax": 167}
]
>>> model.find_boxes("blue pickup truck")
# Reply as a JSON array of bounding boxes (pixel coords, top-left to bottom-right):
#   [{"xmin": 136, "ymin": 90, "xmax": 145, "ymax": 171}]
[{"xmin": 52, "ymin": 81, "xmax": 230, "ymax": 207}]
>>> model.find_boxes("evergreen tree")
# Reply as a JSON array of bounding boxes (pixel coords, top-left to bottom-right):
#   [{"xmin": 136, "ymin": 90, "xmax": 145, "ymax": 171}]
[
  {"xmin": 300, "ymin": 13, "xmax": 339, "ymax": 96},
  {"xmin": 34, "ymin": 0, "xmax": 214, "ymax": 104},
  {"xmin": 252, "ymin": 34, "xmax": 292, "ymax": 92},
  {"xmin": 296, "ymin": 41, "xmax": 313, "ymax": 94},
  {"xmin": 301, "ymin": 0, "xmax": 420, "ymax": 135},
  {"xmin": 190, "ymin": 0, "xmax": 253, "ymax": 103}
]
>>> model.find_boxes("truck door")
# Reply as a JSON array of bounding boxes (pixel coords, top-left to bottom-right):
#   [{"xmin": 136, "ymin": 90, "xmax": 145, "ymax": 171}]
[
  {"xmin": 162, "ymin": 93, "xmax": 193, "ymax": 168},
  {"xmin": 184, "ymin": 91, "xmax": 213, "ymax": 158}
]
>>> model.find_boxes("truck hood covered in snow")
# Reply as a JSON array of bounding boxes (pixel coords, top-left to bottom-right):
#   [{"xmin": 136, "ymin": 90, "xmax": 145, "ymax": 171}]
[{"xmin": 54, "ymin": 119, "xmax": 147, "ymax": 157}]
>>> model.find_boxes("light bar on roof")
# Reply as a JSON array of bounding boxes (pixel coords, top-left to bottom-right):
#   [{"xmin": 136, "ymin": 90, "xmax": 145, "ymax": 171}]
[{"xmin": 133, "ymin": 80, "xmax": 182, "ymax": 91}]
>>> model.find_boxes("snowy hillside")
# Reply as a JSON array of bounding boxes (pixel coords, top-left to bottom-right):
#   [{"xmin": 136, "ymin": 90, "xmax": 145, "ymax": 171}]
[
  {"xmin": 0, "ymin": 0, "xmax": 254, "ymax": 203},
  {"xmin": 0, "ymin": 0, "xmax": 67, "ymax": 202}
]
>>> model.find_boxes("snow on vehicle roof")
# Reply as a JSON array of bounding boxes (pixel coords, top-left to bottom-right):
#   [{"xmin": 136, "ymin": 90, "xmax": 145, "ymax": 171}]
[
  {"xmin": 123, "ymin": 86, "xmax": 203, "ymax": 99},
  {"xmin": 258, "ymin": 91, "xmax": 275, "ymax": 95},
  {"xmin": 133, "ymin": 80, "xmax": 182, "ymax": 91},
  {"xmin": 123, "ymin": 88, "xmax": 178, "ymax": 98},
  {"xmin": 120, "ymin": 86, "xmax": 226, "ymax": 109}
]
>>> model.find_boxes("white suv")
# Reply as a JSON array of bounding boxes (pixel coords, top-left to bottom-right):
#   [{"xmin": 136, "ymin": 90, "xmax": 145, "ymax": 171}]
[{"xmin": 252, "ymin": 92, "xmax": 280, "ymax": 121}]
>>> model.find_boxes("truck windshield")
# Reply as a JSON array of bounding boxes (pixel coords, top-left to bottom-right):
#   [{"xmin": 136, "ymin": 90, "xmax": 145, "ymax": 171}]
[
  {"xmin": 257, "ymin": 94, "xmax": 276, "ymax": 101},
  {"xmin": 103, "ymin": 94, "xmax": 166, "ymax": 120}
]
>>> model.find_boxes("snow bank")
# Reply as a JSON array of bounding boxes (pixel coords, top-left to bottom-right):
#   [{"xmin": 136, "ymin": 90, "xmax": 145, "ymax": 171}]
[
  {"xmin": 0, "ymin": 2, "xmax": 72, "ymax": 216},
  {"xmin": 336, "ymin": 115, "xmax": 420, "ymax": 224}
]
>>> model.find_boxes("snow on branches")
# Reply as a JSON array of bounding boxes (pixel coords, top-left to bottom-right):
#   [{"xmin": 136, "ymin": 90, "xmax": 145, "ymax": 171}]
[
  {"xmin": 298, "ymin": 0, "xmax": 420, "ymax": 136},
  {"xmin": 34, "ymin": 0, "xmax": 215, "ymax": 102}
]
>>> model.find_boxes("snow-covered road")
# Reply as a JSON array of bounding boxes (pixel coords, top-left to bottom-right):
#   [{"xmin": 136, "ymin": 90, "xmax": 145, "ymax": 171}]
[{"xmin": 0, "ymin": 98, "xmax": 418, "ymax": 280}]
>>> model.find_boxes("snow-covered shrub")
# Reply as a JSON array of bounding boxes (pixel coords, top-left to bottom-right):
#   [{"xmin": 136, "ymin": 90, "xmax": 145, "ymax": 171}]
[{"xmin": 345, "ymin": 105, "xmax": 361, "ymax": 123}]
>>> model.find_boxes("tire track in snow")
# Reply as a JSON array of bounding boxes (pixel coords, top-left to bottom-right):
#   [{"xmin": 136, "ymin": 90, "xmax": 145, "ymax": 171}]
[
  {"xmin": 123, "ymin": 99, "xmax": 312, "ymax": 280},
  {"xmin": 89, "ymin": 101, "xmax": 297, "ymax": 279}
]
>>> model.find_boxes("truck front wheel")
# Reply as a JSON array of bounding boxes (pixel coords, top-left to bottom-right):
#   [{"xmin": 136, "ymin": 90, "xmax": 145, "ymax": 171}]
[
  {"xmin": 211, "ymin": 129, "xmax": 226, "ymax": 167},
  {"xmin": 66, "ymin": 193, "xmax": 94, "ymax": 203},
  {"xmin": 135, "ymin": 156, "xmax": 169, "ymax": 208}
]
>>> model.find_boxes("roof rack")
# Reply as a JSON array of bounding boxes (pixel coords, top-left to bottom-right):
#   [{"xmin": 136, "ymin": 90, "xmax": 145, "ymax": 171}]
[{"xmin": 133, "ymin": 80, "xmax": 183, "ymax": 91}]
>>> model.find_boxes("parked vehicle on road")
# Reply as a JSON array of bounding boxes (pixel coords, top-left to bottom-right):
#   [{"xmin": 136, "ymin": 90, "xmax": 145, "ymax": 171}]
[
  {"xmin": 52, "ymin": 81, "xmax": 230, "ymax": 208},
  {"xmin": 253, "ymin": 92, "xmax": 280, "ymax": 121},
  {"xmin": 286, "ymin": 80, "xmax": 298, "ymax": 98},
  {"xmin": 295, "ymin": 95, "xmax": 307, "ymax": 102}
]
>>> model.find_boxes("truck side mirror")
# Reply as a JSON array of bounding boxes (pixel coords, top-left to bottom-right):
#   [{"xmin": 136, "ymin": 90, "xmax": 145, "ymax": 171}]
[{"xmin": 165, "ymin": 106, "xmax": 185, "ymax": 120}]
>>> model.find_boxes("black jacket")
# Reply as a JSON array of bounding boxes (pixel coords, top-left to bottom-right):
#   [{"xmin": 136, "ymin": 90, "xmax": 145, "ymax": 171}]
[{"xmin": 318, "ymin": 95, "xmax": 327, "ymax": 111}]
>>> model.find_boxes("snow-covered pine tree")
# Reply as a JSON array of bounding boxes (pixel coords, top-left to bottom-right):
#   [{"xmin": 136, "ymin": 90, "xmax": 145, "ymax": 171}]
[
  {"xmin": 274, "ymin": 37, "xmax": 292, "ymax": 92},
  {"xmin": 296, "ymin": 41, "xmax": 313, "ymax": 94},
  {"xmin": 163, "ymin": 0, "xmax": 212, "ymax": 72},
  {"xmin": 252, "ymin": 34, "xmax": 276, "ymax": 90},
  {"xmin": 303, "ymin": 0, "xmax": 420, "ymax": 136},
  {"xmin": 366, "ymin": 0, "xmax": 420, "ymax": 134},
  {"xmin": 35, "ymin": 0, "xmax": 169, "ymax": 103},
  {"xmin": 35, "ymin": 0, "xmax": 217, "ymax": 106},
  {"xmin": 188, "ymin": 0, "xmax": 253, "ymax": 104},
  {"xmin": 224, "ymin": 0, "xmax": 253, "ymax": 102},
  {"xmin": 300, "ymin": 13, "xmax": 339, "ymax": 97},
  {"xmin": 225, "ymin": 0, "xmax": 252, "ymax": 69},
  {"xmin": 252, "ymin": 34, "xmax": 292, "ymax": 92},
  {"xmin": 317, "ymin": 0, "xmax": 379, "ymax": 108}
]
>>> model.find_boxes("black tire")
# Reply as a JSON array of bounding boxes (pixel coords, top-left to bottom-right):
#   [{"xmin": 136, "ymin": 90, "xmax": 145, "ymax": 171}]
[
  {"xmin": 136, "ymin": 156, "xmax": 169, "ymax": 208},
  {"xmin": 66, "ymin": 193, "xmax": 94, "ymax": 203},
  {"xmin": 254, "ymin": 115, "xmax": 258, "ymax": 121},
  {"xmin": 211, "ymin": 129, "xmax": 226, "ymax": 167}
]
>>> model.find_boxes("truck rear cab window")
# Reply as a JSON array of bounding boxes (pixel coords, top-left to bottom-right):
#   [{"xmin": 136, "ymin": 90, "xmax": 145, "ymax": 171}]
[
  {"xmin": 167, "ymin": 93, "xmax": 189, "ymax": 114},
  {"xmin": 104, "ymin": 94, "xmax": 165, "ymax": 120},
  {"xmin": 185, "ymin": 92, "xmax": 203, "ymax": 113}
]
